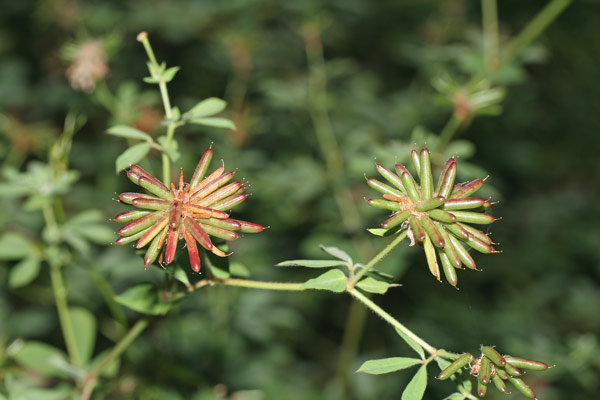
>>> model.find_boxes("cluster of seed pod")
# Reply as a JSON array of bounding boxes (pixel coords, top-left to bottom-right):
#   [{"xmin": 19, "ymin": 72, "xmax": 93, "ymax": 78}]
[
  {"xmin": 114, "ymin": 148, "xmax": 263, "ymax": 272},
  {"xmin": 366, "ymin": 147, "xmax": 499, "ymax": 287},
  {"xmin": 437, "ymin": 345, "xmax": 550, "ymax": 398}
]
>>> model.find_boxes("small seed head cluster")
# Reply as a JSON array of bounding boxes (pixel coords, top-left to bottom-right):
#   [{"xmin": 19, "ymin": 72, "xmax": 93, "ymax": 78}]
[
  {"xmin": 114, "ymin": 148, "xmax": 263, "ymax": 272},
  {"xmin": 367, "ymin": 148, "xmax": 499, "ymax": 287}
]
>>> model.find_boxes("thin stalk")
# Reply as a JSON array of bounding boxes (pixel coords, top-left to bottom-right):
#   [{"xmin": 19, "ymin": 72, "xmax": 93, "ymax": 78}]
[
  {"xmin": 350, "ymin": 231, "xmax": 407, "ymax": 286},
  {"xmin": 501, "ymin": 0, "xmax": 572, "ymax": 67},
  {"xmin": 436, "ymin": 114, "xmax": 463, "ymax": 152},
  {"xmin": 210, "ymin": 278, "xmax": 305, "ymax": 291},
  {"xmin": 482, "ymin": 0, "xmax": 499, "ymax": 74}
]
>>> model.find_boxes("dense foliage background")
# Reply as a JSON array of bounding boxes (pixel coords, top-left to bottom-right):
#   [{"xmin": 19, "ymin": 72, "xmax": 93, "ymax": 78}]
[{"xmin": 1, "ymin": 0, "xmax": 598, "ymax": 399}]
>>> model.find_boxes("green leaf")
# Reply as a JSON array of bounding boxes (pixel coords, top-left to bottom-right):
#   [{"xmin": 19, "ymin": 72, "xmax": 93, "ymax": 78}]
[
  {"xmin": 10, "ymin": 341, "xmax": 69, "ymax": 377},
  {"xmin": 172, "ymin": 264, "xmax": 191, "ymax": 287},
  {"xmin": 401, "ymin": 365, "xmax": 428, "ymax": 400},
  {"xmin": 9, "ymin": 256, "xmax": 41, "ymax": 288},
  {"xmin": 106, "ymin": 125, "xmax": 152, "ymax": 142},
  {"xmin": 396, "ymin": 328, "xmax": 425, "ymax": 360},
  {"xmin": 114, "ymin": 283, "xmax": 172, "ymax": 315},
  {"xmin": 69, "ymin": 307, "xmax": 97, "ymax": 365},
  {"xmin": 68, "ymin": 209, "xmax": 103, "ymax": 225},
  {"xmin": 0, "ymin": 232, "xmax": 34, "ymax": 260},
  {"xmin": 157, "ymin": 135, "xmax": 180, "ymax": 162},
  {"xmin": 230, "ymin": 261, "xmax": 250, "ymax": 278},
  {"xmin": 301, "ymin": 269, "xmax": 347, "ymax": 293},
  {"xmin": 368, "ymin": 228, "xmax": 391, "ymax": 237},
  {"xmin": 444, "ymin": 394, "xmax": 466, "ymax": 400},
  {"xmin": 276, "ymin": 259, "xmax": 346, "ymax": 268},
  {"xmin": 162, "ymin": 66, "xmax": 180, "ymax": 82},
  {"xmin": 190, "ymin": 117, "xmax": 236, "ymax": 130},
  {"xmin": 356, "ymin": 277, "xmax": 393, "ymax": 294},
  {"xmin": 90, "ymin": 350, "xmax": 120, "ymax": 378},
  {"xmin": 357, "ymin": 357, "xmax": 422, "ymax": 375},
  {"xmin": 319, "ymin": 245, "xmax": 352, "ymax": 263},
  {"xmin": 186, "ymin": 97, "xmax": 227, "ymax": 118},
  {"xmin": 436, "ymin": 356, "xmax": 452, "ymax": 371},
  {"xmin": 115, "ymin": 142, "xmax": 152, "ymax": 173},
  {"xmin": 73, "ymin": 224, "xmax": 115, "ymax": 244}
]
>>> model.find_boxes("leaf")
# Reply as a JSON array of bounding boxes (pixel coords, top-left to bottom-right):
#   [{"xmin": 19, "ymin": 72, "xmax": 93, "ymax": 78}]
[
  {"xmin": 401, "ymin": 365, "xmax": 428, "ymax": 400},
  {"xmin": 319, "ymin": 245, "xmax": 352, "ymax": 263},
  {"xmin": 73, "ymin": 224, "xmax": 115, "ymax": 244},
  {"xmin": 368, "ymin": 226, "xmax": 402, "ymax": 237},
  {"xmin": 357, "ymin": 357, "xmax": 422, "ymax": 375},
  {"xmin": 190, "ymin": 117, "xmax": 236, "ymax": 130},
  {"xmin": 9, "ymin": 256, "xmax": 41, "ymax": 288},
  {"xmin": 157, "ymin": 135, "xmax": 180, "ymax": 162},
  {"xmin": 114, "ymin": 283, "xmax": 172, "ymax": 315},
  {"xmin": 444, "ymin": 394, "xmax": 466, "ymax": 400},
  {"xmin": 69, "ymin": 307, "xmax": 97, "ymax": 365},
  {"xmin": 396, "ymin": 328, "xmax": 425, "ymax": 360},
  {"xmin": 68, "ymin": 209, "xmax": 103, "ymax": 225},
  {"xmin": 106, "ymin": 125, "xmax": 152, "ymax": 142},
  {"xmin": 276, "ymin": 259, "xmax": 346, "ymax": 268},
  {"xmin": 0, "ymin": 232, "xmax": 34, "ymax": 260},
  {"xmin": 301, "ymin": 269, "xmax": 347, "ymax": 293},
  {"xmin": 162, "ymin": 66, "xmax": 180, "ymax": 82},
  {"xmin": 435, "ymin": 355, "xmax": 452, "ymax": 371},
  {"xmin": 10, "ymin": 341, "xmax": 69, "ymax": 377},
  {"xmin": 171, "ymin": 263, "xmax": 191, "ymax": 287},
  {"xmin": 115, "ymin": 142, "xmax": 152, "ymax": 173},
  {"xmin": 186, "ymin": 97, "xmax": 227, "ymax": 118},
  {"xmin": 230, "ymin": 261, "xmax": 250, "ymax": 278},
  {"xmin": 90, "ymin": 350, "xmax": 120, "ymax": 378},
  {"xmin": 356, "ymin": 277, "xmax": 393, "ymax": 294}
]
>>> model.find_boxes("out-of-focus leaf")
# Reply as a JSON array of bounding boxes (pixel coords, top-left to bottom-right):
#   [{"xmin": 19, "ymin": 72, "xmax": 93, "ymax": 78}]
[
  {"xmin": 115, "ymin": 142, "xmax": 151, "ymax": 173},
  {"xmin": 157, "ymin": 136, "xmax": 180, "ymax": 162},
  {"xmin": 319, "ymin": 245, "xmax": 352, "ymax": 263},
  {"xmin": 162, "ymin": 66, "xmax": 180, "ymax": 83},
  {"xmin": 401, "ymin": 365, "xmax": 428, "ymax": 400},
  {"xmin": 8, "ymin": 256, "xmax": 41, "ymax": 288},
  {"xmin": 90, "ymin": 350, "xmax": 120, "ymax": 378},
  {"xmin": 0, "ymin": 232, "xmax": 34, "ymax": 260},
  {"xmin": 185, "ymin": 97, "xmax": 227, "ymax": 118},
  {"xmin": 230, "ymin": 262, "xmax": 250, "ymax": 278},
  {"xmin": 9, "ymin": 341, "xmax": 69, "ymax": 378},
  {"xmin": 69, "ymin": 307, "xmax": 97, "ymax": 365},
  {"xmin": 107, "ymin": 125, "xmax": 152, "ymax": 142},
  {"xmin": 356, "ymin": 276, "xmax": 394, "ymax": 294},
  {"xmin": 189, "ymin": 117, "xmax": 236, "ymax": 130},
  {"xmin": 114, "ymin": 283, "xmax": 172, "ymax": 315},
  {"xmin": 276, "ymin": 259, "xmax": 346, "ymax": 268},
  {"xmin": 357, "ymin": 357, "xmax": 421, "ymax": 375},
  {"xmin": 301, "ymin": 269, "xmax": 347, "ymax": 293}
]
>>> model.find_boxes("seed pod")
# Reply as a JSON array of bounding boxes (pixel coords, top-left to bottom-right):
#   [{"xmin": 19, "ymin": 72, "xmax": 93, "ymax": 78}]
[
  {"xmin": 419, "ymin": 148, "xmax": 433, "ymax": 200},
  {"xmin": 367, "ymin": 198, "xmax": 403, "ymax": 211},
  {"xmin": 118, "ymin": 211, "xmax": 165, "ymax": 236},
  {"xmin": 443, "ymin": 197, "xmax": 489, "ymax": 211},
  {"xmin": 191, "ymin": 171, "xmax": 235, "ymax": 200},
  {"xmin": 504, "ymin": 356, "xmax": 549, "ymax": 371},
  {"xmin": 465, "ymin": 235, "xmax": 496, "ymax": 254},
  {"xmin": 114, "ymin": 210, "xmax": 152, "ymax": 223},
  {"xmin": 435, "ymin": 158, "xmax": 456, "ymax": 198},
  {"xmin": 508, "ymin": 377, "xmax": 536, "ymax": 399},
  {"xmin": 127, "ymin": 170, "xmax": 142, "ymax": 185},
  {"xmin": 131, "ymin": 197, "xmax": 171, "ymax": 211},
  {"xmin": 169, "ymin": 200, "xmax": 183, "ymax": 229},
  {"xmin": 451, "ymin": 178, "xmax": 485, "ymax": 198},
  {"xmin": 410, "ymin": 149, "xmax": 421, "ymax": 175},
  {"xmin": 138, "ymin": 176, "xmax": 173, "ymax": 200},
  {"xmin": 182, "ymin": 229, "xmax": 201, "ymax": 272},
  {"xmin": 201, "ymin": 218, "xmax": 242, "ymax": 231},
  {"xmin": 115, "ymin": 228, "xmax": 149, "ymax": 245},
  {"xmin": 491, "ymin": 374, "xmax": 509, "ymax": 394},
  {"xmin": 457, "ymin": 222, "xmax": 493, "ymax": 244},
  {"xmin": 382, "ymin": 210, "xmax": 411, "ymax": 229},
  {"xmin": 184, "ymin": 204, "xmax": 228, "ymax": 219},
  {"xmin": 409, "ymin": 218, "xmax": 426, "ymax": 242},
  {"xmin": 199, "ymin": 222, "xmax": 239, "ymax": 241},
  {"xmin": 481, "ymin": 346, "xmax": 506, "ymax": 367},
  {"xmin": 427, "ymin": 209, "xmax": 457, "ymax": 223},
  {"xmin": 136, "ymin": 215, "xmax": 169, "ymax": 249},
  {"xmin": 436, "ymin": 353, "xmax": 472, "ymax": 380},
  {"xmin": 443, "ymin": 222, "xmax": 470, "ymax": 240},
  {"xmin": 197, "ymin": 181, "xmax": 244, "ymax": 207},
  {"xmin": 423, "ymin": 234, "xmax": 441, "ymax": 281},
  {"xmin": 184, "ymin": 218, "xmax": 213, "ymax": 251},
  {"xmin": 144, "ymin": 226, "xmax": 168, "ymax": 266},
  {"xmin": 212, "ymin": 193, "xmax": 247, "ymax": 211},
  {"xmin": 420, "ymin": 216, "xmax": 445, "ymax": 248},
  {"xmin": 164, "ymin": 226, "xmax": 180, "ymax": 264},
  {"xmin": 439, "ymin": 251, "xmax": 458, "ymax": 287},
  {"xmin": 479, "ymin": 356, "xmax": 491, "ymax": 384},
  {"xmin": 503, "ymin": 363, "xmax": 524, "ymax": 377},
  {"xmin": 477, "ymin": 380, "xmax": 487, "ymax": 397},
  {"xmin": 447, "ymin": 234, "xmax": 478, "ymax": 270},
  {"xmin": 451, "ymin": 211, "xmax": 496, "ymax": 225},
  {"xmin": 376, "ymin": 164, "xmax": 407, "ymax": 192},
  {"xmin": 438, "ymin": 227, "xmax": 461, "ymax": 268},
  {"xmin": 189, "ymin": 166, "xmax": 224, "ymax": 196},
  {"xmin": 416, "ymin": 195, "xmax": 445, "ymax": 212},
  {"xmin": 366, "ymin": 178, "xmax": 405, "ymax": 197},
  {"xmin": 210, "ymin": 245, "xmax": 228, "ymax": 257},
  {"xmin": 119, "ymin": 192, "xmax": 156, "ymax": 205},
  {"xmin": 400, "ymin": 171, "xmax": 421, "ymax": 203},
  {"xmin": 495, "ymin": 367, "xmax": 509, "ymax": 380},
  {"xmin": 231, "ymin": 220, "xmax": 265, "ymax": 233},
  {"xmin": 190, "ymin": 148, "xmax": 213, "ymax": 188}
]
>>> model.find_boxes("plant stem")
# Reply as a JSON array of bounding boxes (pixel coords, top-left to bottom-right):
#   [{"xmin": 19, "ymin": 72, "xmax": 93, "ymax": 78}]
[
  {"xmin": 482, "ymin": 0, "xmax": 499, "ymax": 74},
  {"xmin": 436, "ymin": 114, "xmax": 463, "ymax": 152},
  {"xmin": 350, "ymin": 231, "xmax": 407, "ymax": 286},
  {"xmin": 501, "ymin": 0, "xmax": 572, "ymax": 67},
  {"xmin": 207, "ymin": 278, "xmax": 305, "ymax": 291}
]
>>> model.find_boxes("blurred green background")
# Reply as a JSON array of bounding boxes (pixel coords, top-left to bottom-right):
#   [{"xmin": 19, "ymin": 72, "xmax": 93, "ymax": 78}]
[{"xmin": 0, "ymin": 0, "xmax": 599, "ymax": 399}]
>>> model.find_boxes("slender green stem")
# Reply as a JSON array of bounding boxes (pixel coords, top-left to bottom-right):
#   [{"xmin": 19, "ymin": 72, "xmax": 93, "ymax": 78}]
[
  {"xmin": 436, "ymin": 114, "xmax": 463, "ymax": 152},
  {"xmin": 137, "ymin": 32, "xmax": 158, "ymax": 65},
  {"xmin": 350, "ymin": 231, "xmax": 407, "ymax": 286},
  {"xmin": 482, "ymin": 0, "xmax": 499, "ymax": 74},
  {"xmin": 208, "ymin": 278, "xmax": 305, "ymax": 291},
  {"xmin": 501, "ymin": 0, "xmax": 572, "ymax": 67}
]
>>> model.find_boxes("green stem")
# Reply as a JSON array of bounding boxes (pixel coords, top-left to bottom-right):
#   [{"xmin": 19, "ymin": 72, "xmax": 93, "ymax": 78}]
[
  {"xmin": 501, "ymin": 0, "xmax": 572, "ymax": 67},
  {"xmin": 436, "ymin": 114, "xmax": 463, "ymax": 152},
  {"xmin": 350, "ymin": 231, "xmax": 407, "ymax": 286},
  {"xmin": 482, "ymin": 0, "xmax": 499, "ymax": 74},
  {"xmin": 209, "ymin": 278, "xmax": 305, "ymax": 291}
]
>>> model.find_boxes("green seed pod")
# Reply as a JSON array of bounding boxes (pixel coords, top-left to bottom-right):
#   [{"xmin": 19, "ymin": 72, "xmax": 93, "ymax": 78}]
[
  {"xmin": 481, "ymin": 346, "xmax": 506, "ymax": 367},
  {"xmin": 199, "ymin": 222, "xmax": 239, "ymax": 241},
  {"xmin": 212, "ymin": 193, "xmax": 247, "ymax": 211},
  {"xmin": 410, "ymin": 217, "xmax": 426, "ymax": 242},
  {"xmin": 366, "ymin": 178, "xmax": 405, "ymax": 197},
  {"xmin": 427, "ymin": 209, "xmax": 457, "ymax": 223},
  {"xmin": 465, "ymin": 235, "xmax": 496, "ymax": 254},
  {"xmin": 451, "ymin": 178, "xmax": 485, "ymax": 199},
  {"xmin": 477, "ymin": 380, "xmax": 488, "ymax": 397},
  {"xmin": 410, "ymin": 149, "xmax": 421, "ymax": 175},
  {"xmin": 508, "ymin": 377, "xmax": 536, "ymax": 399},
  {"xmin": 443, "ymin": 222, "xmax": 470, "ymax": 240},
  {"xmin": 416, "ymin": 195, "xmax": 445, "ymax": 212},
  {"xmin": 423, "ymin": 234, "xmax": 441, "ymax": 281},
  {"xmin": 495, "ymin": 367, "xmax": 509, "ymax": 380},
  {"xmin": 190, "ymin": 171, "xmax": 235, "ymax": 200},
  {"xmin": 231, "ymin": 220, "xmax": 265, "ymax": 233},
  {"xmin": 114, "ymin": 210, "xmax": 152, "ymax": 223},
  {"xmin": 420, "ymin": 216, "xmax": 445, "ymax": 248},
  {"xmin": 143, "ymin": 226, "xmax": 168, "ymax": 266},
  {"xmin": 382, "ymin": 210, "xmax": 411, "ymax": 229},
  {"xmin": 438, "ymin": 227, "xmax": 461, "ymax": 268},
  {"xmin": 436, "ymin": 353, "xmax": 472, "ymax": 380},
  {"xmin": 491, "ymin": 374, "xmax": 509, "ymax": 394},
  {"xmin": 443, "ymin": 197, "xmax": 489, "ymax": 211},
  {"xmin": 439, "ymin": 251, "xmax": 458, "ymax": 287},
  {"xmin": 367, "ymin": 198, "xmax": 403, "ymax": 211},
  {"xmin": 136, "ymin": 215, "xmax": 169, "ymax": 248},
  {"xmin": 419, "ymin": 148, "xmax": 433, "ymax": 200},
  {"xmin": 376, "ymin": 164, "xmax": 406, "ymax": 192},
  {"xmin": 197, "ymin": 181, "xmax": 244, "ymax": 207},
  {"xmin": 437, "ymin": 159, "xmax": 457, "ymax": 199},
  {"xmin": 183, "ymin": 218, "xmax": 213, "ymax": 250},
  {"xmin": 400, "ymin": 171, "xmax": 421, "ymax": 203},
  {"xmin": 119, "ymin": 192, "xmax": 157, "ymax": 205},
  {"xmin": 479, "ymin": 356, "xmax": 491, "ymax": 384},
  {"xmin": 503, "ymin": 363, "xmax": 524, "ymax": 377},
  {"xmin": 118, "ymin": 211, "xmax": 165, "ymax": 236},
  {"xmin": 451, "ymin": 211, "xmax": 496, "ymax": 225},
  {"xmin": 131, "ymin": 197, "xmax": 171, "ymax": 211},
  {"xmin": 190, "ymin": 166, "xmax": 224, "ymax": 195},
  {"xmin": 190, "ymin": 148, "xmax": 213, "ymax": 188},
  {"xmin": 457, "ymin": 222, "xmax": 493, "ymax": 244},
  {"xmin": 447, "ymin": 234, "xmax": 478, "ymax": 270},
  {"xmin": 504, "ymin": 356, "xmax": 549, "ymax": 371},
  {"xmin": 201, "ymin": 218, "xmax": 242, "ymax": 231},
  {"xmin": 115, "ymin": 228, "xmax": 149, "ymax": 245},
  {"xmin": 138, "ymin": 176, "xmax": 173, "ymax": 200}
]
